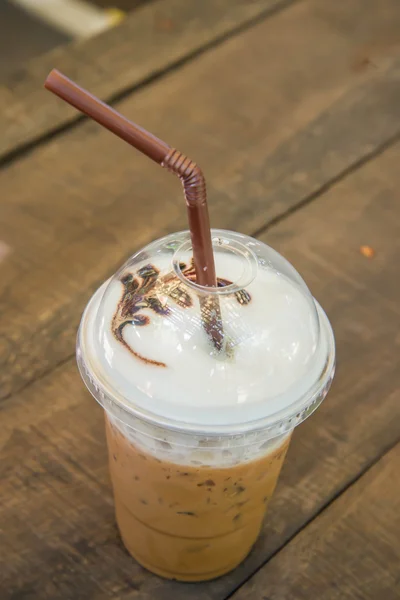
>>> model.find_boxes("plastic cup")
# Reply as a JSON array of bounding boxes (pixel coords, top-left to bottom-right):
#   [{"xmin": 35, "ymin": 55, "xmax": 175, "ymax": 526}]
[{"xmin": 77, "ymin": 230, "xmax": 335, "ymax": 581}]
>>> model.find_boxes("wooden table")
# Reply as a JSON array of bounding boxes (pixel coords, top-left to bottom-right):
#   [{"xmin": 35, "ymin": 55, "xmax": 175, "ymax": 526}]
[{"xmin": 1, "ymin": 1, "xmax": 400, "ymax": 598}]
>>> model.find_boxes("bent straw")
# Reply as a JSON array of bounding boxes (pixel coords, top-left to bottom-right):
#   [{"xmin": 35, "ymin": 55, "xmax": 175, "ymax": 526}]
[{"xmin": 45, "ymin": 69, "xmax": 223, "ymax": 349}]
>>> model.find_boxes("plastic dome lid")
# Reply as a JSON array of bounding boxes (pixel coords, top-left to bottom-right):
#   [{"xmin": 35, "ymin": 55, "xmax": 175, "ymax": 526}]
[{"xmin": 77, "ymin": 230, "xmax": 335, "ymax": 434}]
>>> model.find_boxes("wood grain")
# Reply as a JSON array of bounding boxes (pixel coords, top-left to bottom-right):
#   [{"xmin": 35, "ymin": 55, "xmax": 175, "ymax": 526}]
[
  {"xmin": 1, "ymin": 0, "xmax": 399, "ymax": 402},
  {"xmin": 230, "ymin": 443, "xmax": 400, "ymax": 600},
  {"xmin": 1, "ymin": 138, "xmax": 399, "ymax": 598},
  {"xmin": 0, "ymin": 0, "xmax": 296, "ymax": 161}
]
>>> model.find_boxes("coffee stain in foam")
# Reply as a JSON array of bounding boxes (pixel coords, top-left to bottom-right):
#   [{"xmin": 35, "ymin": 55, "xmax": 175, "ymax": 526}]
[{"xmin": 112, "ymin": 260, "xmax": 251, "ymax": 367}]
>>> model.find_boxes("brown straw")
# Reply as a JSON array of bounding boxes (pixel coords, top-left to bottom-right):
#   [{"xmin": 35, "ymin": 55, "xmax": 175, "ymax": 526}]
[
  {"xmin": 45, "ymin": 69, "xmax": 216, "ymax": 288},
  {"xmin": 45, "ymin": 69, "xmax": 223, "ymax": 348}
]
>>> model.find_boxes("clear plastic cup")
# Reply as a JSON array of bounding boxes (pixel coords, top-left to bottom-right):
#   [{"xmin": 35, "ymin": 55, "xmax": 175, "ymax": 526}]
[{"xmin": 77, "ymin": 230, "xmax": 335, "ymax": 581}]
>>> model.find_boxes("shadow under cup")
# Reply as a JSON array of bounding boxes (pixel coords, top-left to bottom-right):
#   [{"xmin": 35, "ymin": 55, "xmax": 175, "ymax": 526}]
[{"xmin": 76, "ymin": 230, "xmax": 335, "ymax": 581}]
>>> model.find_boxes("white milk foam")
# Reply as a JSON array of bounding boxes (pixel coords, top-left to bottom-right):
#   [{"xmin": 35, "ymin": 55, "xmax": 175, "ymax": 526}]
[{"xmin": 82, "ymin": 252, "xmax": 328, "ymax": 429}]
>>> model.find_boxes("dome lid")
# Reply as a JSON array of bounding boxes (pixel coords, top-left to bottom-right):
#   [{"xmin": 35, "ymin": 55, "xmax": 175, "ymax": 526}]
[{"xmin": 77, "ymin": 230, "xmax": 335, "ymax": 434}]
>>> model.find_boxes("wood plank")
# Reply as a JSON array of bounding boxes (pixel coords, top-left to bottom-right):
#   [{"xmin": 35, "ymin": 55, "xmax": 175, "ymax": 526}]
[
  {"xmin": 0, "ymin": 2, "xmax": 69, "ymax": 82},
  {"xmin": 1, "ymin": 0, "xmax": 400, "ymax": 402},
  {"xmin": 1, "ymin": 137, "xmax": 399, "ymax": 598},
  {"xmin": 230, "ymin": 443, "xmax": 400, "ymax": 600},
  {"xmin": 0, "ymin": 0, "xmax": 296, "ymax": 160}
]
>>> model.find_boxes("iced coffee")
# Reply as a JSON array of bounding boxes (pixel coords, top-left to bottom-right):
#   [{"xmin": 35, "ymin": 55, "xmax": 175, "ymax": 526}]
[
  {"xmin": 106, "ymin": 416, "xmax": 290, "ymax": 580},
  {"xmin": 77, "ymin": 230, "xmax": 335, "ymax": 581},
  {"xmin": 45, "ymin": 71, "xmax": 335, "ymax": 582}
]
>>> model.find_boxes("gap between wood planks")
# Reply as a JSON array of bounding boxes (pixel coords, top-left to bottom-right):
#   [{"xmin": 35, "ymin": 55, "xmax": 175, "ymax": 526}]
[
  {"xmin": 251, "ymin": 130, "xmax": 400, "ymax": 238},
  {"xmin": 0, "ymin": 0, "xmax": 300, "ymax": 169}
]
